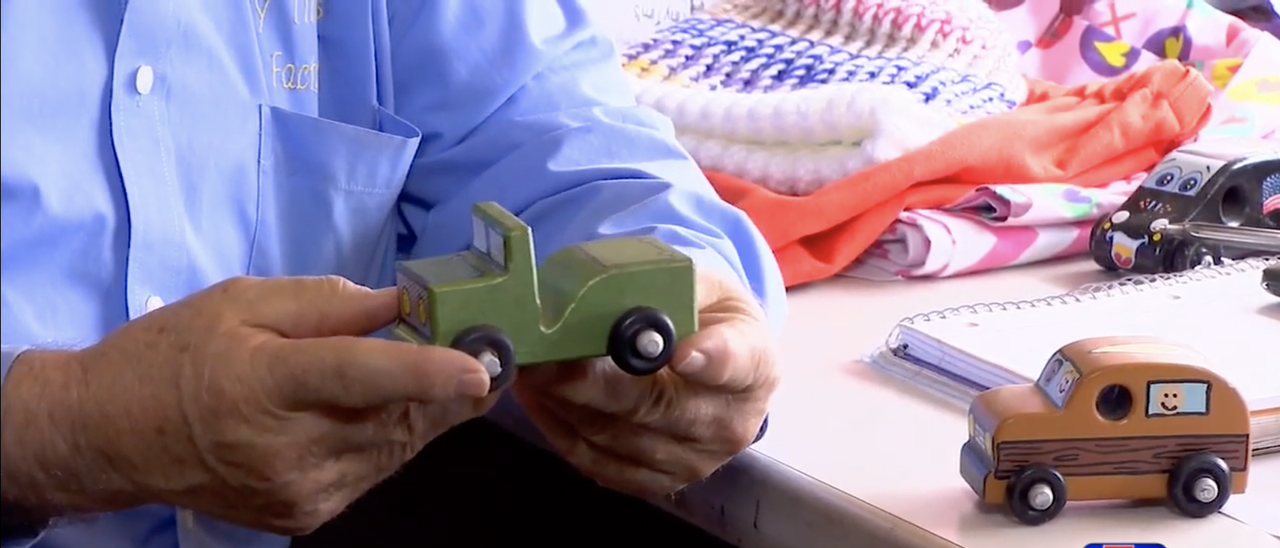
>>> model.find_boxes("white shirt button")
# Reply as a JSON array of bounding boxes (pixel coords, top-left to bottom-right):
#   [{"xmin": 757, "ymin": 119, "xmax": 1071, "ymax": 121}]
[
  {"xmin": 144, "ymin": 295, "xmax": 165, "ymax": 313},
  {"xmin": 135, "ymin": 65, "xmax": 155, "ymax": 95}
]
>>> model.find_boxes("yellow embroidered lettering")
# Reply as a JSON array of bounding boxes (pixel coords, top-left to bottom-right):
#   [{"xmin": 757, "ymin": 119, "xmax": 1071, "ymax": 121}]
[
  {"xmin": 271, "ymin": 51, "xmax": 319, "ymax": 92},
  {"xmin": 296, "ymin": 63, "xmax": 314, "ymax": 91},
  {"xmin": 292, "ymin": 0, "xmax": 323, "ymax": 24},
  {"xmin": 254, "ymin": 0, "xmax": 271, "ymax": 32}
]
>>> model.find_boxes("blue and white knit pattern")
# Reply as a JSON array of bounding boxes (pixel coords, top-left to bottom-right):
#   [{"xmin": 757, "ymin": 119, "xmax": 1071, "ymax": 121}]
[
  {"xmin": 620, "ymin": 16, "xmax": 1020, "ymax": 194},
  {"xmin": 623, "ymin": 17, "xmax": 1019, "ymax": 119}
]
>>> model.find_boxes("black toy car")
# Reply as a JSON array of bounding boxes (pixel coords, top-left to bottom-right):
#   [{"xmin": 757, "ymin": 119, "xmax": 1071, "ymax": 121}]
[
  {"xmin": 1091, "ymin": 138, "xmax": 1280, "ymax": 274},
  {"xmin": 1266, "ymin": 264, "xmax": 1280, "ymax": 298}
]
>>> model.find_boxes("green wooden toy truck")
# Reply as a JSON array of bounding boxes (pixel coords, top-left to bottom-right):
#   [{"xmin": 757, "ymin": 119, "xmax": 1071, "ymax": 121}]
[{"xmin": 394, "ymin": 202, "xmax": 698, "ymax": 391}]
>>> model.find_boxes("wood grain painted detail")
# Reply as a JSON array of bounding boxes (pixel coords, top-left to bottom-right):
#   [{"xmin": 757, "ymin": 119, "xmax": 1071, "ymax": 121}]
[{"xmin": 993, "ymin": 434, "xmax": 1249, "ymax": 479}]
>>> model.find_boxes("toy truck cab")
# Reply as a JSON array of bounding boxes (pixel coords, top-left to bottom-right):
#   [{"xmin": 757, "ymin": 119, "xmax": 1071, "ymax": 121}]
[
  {"xmin": 960, "ymin": 336, "xmax": 1251, "ymax": 525},
  {"xmin": 395, "ymin": 202, "xmax": 696, "ymax": 391},
  {"xmin": 1090, "ymin": 137, "xmax": 1279, "ymax": 274}
]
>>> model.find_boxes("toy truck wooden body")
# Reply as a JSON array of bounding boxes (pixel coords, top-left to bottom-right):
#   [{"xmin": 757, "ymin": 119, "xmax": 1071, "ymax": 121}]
[
  {"xmin": 394, "ymin": 202, "xmax": 697, "ymax": 390},
  {"xmin": 960, "ymin": 336, "xmax": 1252, "ymax": 525}
]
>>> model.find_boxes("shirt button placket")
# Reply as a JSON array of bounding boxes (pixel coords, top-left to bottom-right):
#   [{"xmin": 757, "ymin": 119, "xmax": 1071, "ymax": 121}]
[
  {"xmin": 110, "ymin": 4, "xmax": 186, "ymax": 321},
  {"xmin": 135, "ymin": 64, "xmax": 155, "ymax": 95},
  {"xmin": 144, "ymin": 295, "xmax": 165, "ymax": 313}
]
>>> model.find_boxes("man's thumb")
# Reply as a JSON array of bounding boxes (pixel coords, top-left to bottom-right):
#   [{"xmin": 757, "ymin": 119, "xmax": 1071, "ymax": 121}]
[{"xmin": 244, "ymin": 276, "xmax": 398, "ymax": 339}]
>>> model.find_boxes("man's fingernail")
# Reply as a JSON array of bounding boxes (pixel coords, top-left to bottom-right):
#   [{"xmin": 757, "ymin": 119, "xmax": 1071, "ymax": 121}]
[
  {"xmin": 453, "ymin": 371, "xmax": 492, "ymax": 398},
  {"xmin": 677, "ymin": 351, "xmax": 707, "ymax": 374}
]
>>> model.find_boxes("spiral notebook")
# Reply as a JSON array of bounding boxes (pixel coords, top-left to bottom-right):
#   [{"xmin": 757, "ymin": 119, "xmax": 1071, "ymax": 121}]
[{"xmin": 870, "ymin": 256, "xmax": 1280, "ymax": 454}]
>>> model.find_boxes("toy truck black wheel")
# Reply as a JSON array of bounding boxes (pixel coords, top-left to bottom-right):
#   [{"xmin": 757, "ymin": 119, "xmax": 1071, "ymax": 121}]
[
  {"xmin": 608, "ymin": 306, "xmax": 676, "ymax": 376},
  {"xmin": 1005, "ymin": 464, "xmax": 1067, "ymax": 526},
  {"xmin": 450, "ymin": 325, "xmax": 516, "ymax": 393},
  {"xmin": 1167, "ymin": 452, "xmax": 1232, "ymax": 518},
  {"xmin": 1165, "ymin": 241, "xmax": 1217, "ymax": 272}
]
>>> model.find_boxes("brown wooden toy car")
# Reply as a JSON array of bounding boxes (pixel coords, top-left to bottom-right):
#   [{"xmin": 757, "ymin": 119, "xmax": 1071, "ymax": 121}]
[{"xmin": 959, "ymin": 335, "xmax": 1252, "ymax": 525}]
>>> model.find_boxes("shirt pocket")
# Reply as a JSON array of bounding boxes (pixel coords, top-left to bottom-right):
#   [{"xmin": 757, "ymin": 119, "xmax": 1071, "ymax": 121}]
[{"xmin": 249, "ymin": 104, "xmax": 421, "ymax": 286}]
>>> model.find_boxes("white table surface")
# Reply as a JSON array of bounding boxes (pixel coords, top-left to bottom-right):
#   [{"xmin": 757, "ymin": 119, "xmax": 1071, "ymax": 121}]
[{"xmin": 493, "ymin": 257, "xmax": 1279, "ymax": 548}]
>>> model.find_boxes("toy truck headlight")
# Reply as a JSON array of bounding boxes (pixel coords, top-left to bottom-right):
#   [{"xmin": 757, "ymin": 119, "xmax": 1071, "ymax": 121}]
[
  {"xmin": 399, "ymin": 288, "xmax": 412, "ymax": 317},
  {"xmin": 415, "ymin": 294, "xmax": 429, "ymax": 326}
]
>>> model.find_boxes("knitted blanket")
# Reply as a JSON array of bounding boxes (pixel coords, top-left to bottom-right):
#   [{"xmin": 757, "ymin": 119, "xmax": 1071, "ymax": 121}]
[{"xmin": 621, "ymin": 0, "xmax": 1029, "ymax": 195}]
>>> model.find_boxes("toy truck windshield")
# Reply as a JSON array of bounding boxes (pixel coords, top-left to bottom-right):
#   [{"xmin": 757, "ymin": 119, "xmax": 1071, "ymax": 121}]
[
  {"xmin": 1034, "ymin": 352, "xmax": 1080, "ymax": 409},
  {"xmin": 409, "ymin": 204, "xmax": 521, "ymax": 287},
  {"xmin": 470, "ymin": 206, "xmax": 517, "ymax": 271}
]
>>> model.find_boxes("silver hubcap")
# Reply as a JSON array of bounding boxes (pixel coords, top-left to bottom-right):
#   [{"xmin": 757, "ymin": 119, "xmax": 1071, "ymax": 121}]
[
  {"xmin": 634, "ymin": 329, "xmax": 665, "ymax": 359},
  {"xmin": 1027, "ymin": 483, "xmax": 1054, "ymax": 511},
  {"xmin": 1192, "ymin": 476, "xmax": 1219, "ymax": 503},
  {"xmin": 477, "ymin": 350, "xmax": 502, "ymax": 378}
]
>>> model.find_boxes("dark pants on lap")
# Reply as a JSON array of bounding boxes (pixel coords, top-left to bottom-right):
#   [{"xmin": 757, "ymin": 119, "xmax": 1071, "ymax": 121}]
[{"xmin": 293, "ymin": 419, "xmax": 734, "ymax": 548}]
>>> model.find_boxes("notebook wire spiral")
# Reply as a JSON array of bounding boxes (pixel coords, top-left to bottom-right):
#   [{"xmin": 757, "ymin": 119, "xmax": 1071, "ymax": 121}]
[
  {"xmin": 893, "ymin": 255, "xmax": 1278, "ymax": 328},
  {"xmin": 870, "ymin": 255, "xmax": 1280, "ymax": 411}
]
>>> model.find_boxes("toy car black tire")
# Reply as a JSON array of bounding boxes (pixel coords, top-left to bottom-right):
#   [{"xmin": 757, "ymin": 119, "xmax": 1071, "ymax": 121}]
[
  {"xmin": 1165, "ymin": 241, "xmax": 1217, "ymax": 273},
  {"xmin": 1005, "ymin": 464, "xmax": 1067, "ymax": 526},
  {"xmin": 608, "ymin": 306, "xmax": 676, "ymax": 377},
  {"xmin": 1167, "ymin": 452, "xmax": 1232, "ymax": 518},
  {"xmin": 449, "ymin": 325, "xmax": 516, "ymax": 393},
  {"xmin": 1263, "ymin": 264, "xmax": 1280, "ymax": 297}
]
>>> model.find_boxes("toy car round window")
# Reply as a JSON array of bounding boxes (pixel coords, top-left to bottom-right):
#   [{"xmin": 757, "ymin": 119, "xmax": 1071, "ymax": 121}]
[
  {"xmin": 1154, "ymin": 170, "xmax": 1177, "ymax": 187},
  {"xmin": 1178, "ymin": 173, "xmax": 1202, "ymax": 193},
  {"xmin": 1095, "ymin": 384, "xmax": 1133, "ymax": 421}
]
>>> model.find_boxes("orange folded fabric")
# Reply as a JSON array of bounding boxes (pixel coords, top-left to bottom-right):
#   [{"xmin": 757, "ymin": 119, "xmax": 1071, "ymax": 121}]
[{"xmin": 707, "ymin": 60, "xmax": 1214, "ymax": 288}]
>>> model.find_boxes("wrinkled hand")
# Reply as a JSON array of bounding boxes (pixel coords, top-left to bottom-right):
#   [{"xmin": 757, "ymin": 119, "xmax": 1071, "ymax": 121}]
[
  {"xmin": 44, "ymin": 277, "xmax": 498, "ymax": 535},
  {"xmin": 513, "ymin": 269, "xmax": 779, "ymax": 497}
]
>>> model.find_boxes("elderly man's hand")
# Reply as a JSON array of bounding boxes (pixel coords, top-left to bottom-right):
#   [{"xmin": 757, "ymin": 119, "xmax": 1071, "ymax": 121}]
[
  {"xmin": 0, "ymin": 276, "xmax": 500, "ymax": 536},
  {"xmin": 513, "ymin": 269, "xmax": 779, "ymax": 497}
]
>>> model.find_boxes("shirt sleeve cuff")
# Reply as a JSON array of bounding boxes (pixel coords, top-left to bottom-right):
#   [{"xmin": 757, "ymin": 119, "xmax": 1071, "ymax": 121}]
[
  {"xmin": 667, "ymin": 244, "xmax": 784, "ymax": 336},
  {"xmin": 1, "ymin": 345, "xmax": 32, "ymax": 387},
  {"xmin": 752, "ymin": 414, "xmax": 769, "ymax": 445},
  {"xmin": 1, "ymin": 346, "xmax": 52, "ymax": 546},
  {"xmin": 0, "ymin": 517, "xmax": 47, "ymax": 548}
]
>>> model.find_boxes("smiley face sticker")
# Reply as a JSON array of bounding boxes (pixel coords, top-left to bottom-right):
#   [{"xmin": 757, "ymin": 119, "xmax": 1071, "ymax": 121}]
[
  {"xmin": 1153, "ymin": 384, "xmax": 1184, "ymax": 414},
  {"xmin": 1056, "ymin": 365, "xmax": 1080, "ymax": 396},
  {"xmin": 1146, "ymin": 381, "xmax": 1211, "ymax": 417}
]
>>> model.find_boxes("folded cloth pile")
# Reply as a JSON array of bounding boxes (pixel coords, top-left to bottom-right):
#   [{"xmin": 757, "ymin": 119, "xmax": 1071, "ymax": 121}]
[
  {"xmin": 708, "ymin": 60, "xmax": 1213, "ymax": 287},
  {"xmin": 620, "ymin": 0, "xmax": 1028, "ymax": 195},
  {"xmin": 845, "ymin": 176, "xmax": 1146, "ymax": 279},
  {"xmin": 844, "ymin": 0, "xmax": 1280, "ymax": 280},
  {"xmin": 996, "ymin": 0, "xmax": 1280, "ymax": 142}
]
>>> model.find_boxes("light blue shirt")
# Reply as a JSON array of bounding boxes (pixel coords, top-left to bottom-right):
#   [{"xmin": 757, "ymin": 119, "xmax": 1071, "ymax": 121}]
[{"xmin": 0, "ymin": 1, "xmax": 786, "ymax": 547}]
